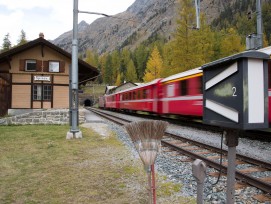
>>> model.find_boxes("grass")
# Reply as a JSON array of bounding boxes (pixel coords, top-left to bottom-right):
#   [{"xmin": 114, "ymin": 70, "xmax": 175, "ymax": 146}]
[
  {"xmin": 0, "ymin": 125, "xmax": 195, "ymax": 204},
  {"xmin": 82, "ymin": 84, "xmax": 106, "ymax": 98}
]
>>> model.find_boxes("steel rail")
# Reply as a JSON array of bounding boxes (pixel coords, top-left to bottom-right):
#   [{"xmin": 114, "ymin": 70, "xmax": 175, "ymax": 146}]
[
  {"xmin": 165, "ymin": 132, "xmax": 271, "ymax": 170},
  {"xmin": 86, "ymin": 107, "xmax": 271, "ymax": 193},
  {"xmin": 162, "ymin": 140, "xmax": 271, "ymax": 194}
]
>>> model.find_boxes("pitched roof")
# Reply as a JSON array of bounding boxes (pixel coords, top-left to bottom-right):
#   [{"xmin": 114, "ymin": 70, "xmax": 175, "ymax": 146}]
[{"xmin": 0, "ymin": 37, "xmax": 99, "ymax": 84}]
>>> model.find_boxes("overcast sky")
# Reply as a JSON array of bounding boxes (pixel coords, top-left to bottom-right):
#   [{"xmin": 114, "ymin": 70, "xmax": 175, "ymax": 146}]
[{"xmin": 0, "ymin": 0, "xmax": 135, "ymax": 46}]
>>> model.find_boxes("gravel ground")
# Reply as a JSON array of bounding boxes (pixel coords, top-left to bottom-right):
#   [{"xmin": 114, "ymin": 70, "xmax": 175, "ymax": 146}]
[{"xmin": 88, "ymin": 110, "xmax": 271, "ymax": 204}]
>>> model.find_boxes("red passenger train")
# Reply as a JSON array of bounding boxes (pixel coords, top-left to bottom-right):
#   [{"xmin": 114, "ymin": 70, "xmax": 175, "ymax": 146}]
[{"xmin": 99, "ymin": 57, "xmax": 271, "ymax": 125}]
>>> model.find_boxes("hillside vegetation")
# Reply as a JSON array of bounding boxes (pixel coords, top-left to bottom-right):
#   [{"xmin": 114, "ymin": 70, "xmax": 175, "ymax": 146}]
[{"xmin": 83, "ymin": 0, "xmax": 271, "ymax": 86}]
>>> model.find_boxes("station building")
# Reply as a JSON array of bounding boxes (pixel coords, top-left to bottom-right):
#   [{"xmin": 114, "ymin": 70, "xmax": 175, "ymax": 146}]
[{"xmin": 0, "ymin": 34, "xmax": 99, "ymax": 116}]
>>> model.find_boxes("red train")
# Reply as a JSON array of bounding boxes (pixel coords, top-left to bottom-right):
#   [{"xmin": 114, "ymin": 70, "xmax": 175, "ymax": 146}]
[{"xmin": 99, "ymin": 60, "xmax": 271, "ymax": 125}]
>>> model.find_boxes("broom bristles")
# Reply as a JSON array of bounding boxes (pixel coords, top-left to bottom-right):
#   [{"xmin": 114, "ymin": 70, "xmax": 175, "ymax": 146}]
[
  {"xmin": 125, "ymin": 120, "xmax": 168, "ymax": 142},
  {"xmin": 125, "ymin": 120, "xmax": 168, "ymax": 166}
]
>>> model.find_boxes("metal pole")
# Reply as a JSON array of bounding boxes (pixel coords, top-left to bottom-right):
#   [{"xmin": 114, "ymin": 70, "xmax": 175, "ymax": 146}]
[
  {"xmin": 227, "ymin": 145, "xmax": 236, "ymax": 204},
  {"xmin": 71, "ymin": 0, "xmax": 79, "ymax": 132},
  {"xmin": 224, "ymin": 129, "xmax": 239, "ymax": 204},
  {"xmin": 192, "ymin": 159, "xmax": 206, "ymax": 204},
  {"xmin": 256, "ymin": 0, "xmax": 263, "ymax": 49},
  {"xmin": 195, "ymin": 0, "xmax": 200, "ymax": 29},
  {"xmin": 67, "ymin": 0, "xmax": 82, "ymax": 139}
]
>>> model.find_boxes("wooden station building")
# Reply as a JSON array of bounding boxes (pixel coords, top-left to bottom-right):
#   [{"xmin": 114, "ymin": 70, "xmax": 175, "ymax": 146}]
[{"xmin": 0, "ymin": 34, "xmax": 99, "ymax": 116}]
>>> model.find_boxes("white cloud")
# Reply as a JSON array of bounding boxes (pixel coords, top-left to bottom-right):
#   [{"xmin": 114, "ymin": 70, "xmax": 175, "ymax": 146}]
[{"xmin": 0, "ymin": 0, "xmax": 135, "ymax": 46}]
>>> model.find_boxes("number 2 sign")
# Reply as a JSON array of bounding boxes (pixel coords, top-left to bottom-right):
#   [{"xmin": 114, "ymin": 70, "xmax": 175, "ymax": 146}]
[{"xmin": 202, "ymin": 51, "xmax": 269, "ymax": 130}]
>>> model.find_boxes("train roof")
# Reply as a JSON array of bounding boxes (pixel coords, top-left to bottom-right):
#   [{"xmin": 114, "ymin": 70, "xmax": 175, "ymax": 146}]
[
  {"xmin": 161, "ymin": 67, "xmax": 202, "ymax": 83},
  {"xmin": 107, "ymin": 78, "xmax": 162, "ymax": 95},
  {"xmin": 259, "ymin": 46, "xmax": 271, "ymax": 55}
]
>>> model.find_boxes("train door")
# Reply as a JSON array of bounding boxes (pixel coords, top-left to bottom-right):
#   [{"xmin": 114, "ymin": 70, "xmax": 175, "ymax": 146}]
[
  {"xmin": 116, "ymin": 93, "xmax": 120, "ymax": 110},
  {"xmin": 157, "ymin": 81, "xmax": 163, "ymax": 114},
  {"xmin": 153, "ymin": 85, "xmax": 158, "ymax": 113}
]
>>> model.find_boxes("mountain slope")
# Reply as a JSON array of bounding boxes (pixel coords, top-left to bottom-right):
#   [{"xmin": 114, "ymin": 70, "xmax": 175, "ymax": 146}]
[{"xmin": 53, "ymin": 0, "xmax": 263, "ymax": 54}]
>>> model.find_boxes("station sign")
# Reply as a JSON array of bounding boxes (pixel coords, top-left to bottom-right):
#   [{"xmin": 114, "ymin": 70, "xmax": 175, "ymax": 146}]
[
  {"xmin": 34, "ymin": 76, "xmax": 51, "ymax": 82},
  {"xmin": 202, "ymin": 51, "xmax": 269, "ymax": 130}
]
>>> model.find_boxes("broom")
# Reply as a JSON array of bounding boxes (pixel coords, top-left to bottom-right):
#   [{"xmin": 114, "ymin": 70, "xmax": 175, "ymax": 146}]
[
  {"xmin": 125, "ymin": 120, "xmax": 168, "ymax": 204},
  {"xmin": 125, "ymin": 120, "xmax": 168, "ymax": 169}
]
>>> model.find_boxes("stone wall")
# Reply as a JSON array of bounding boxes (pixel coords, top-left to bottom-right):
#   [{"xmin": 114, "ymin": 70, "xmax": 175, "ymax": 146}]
[{"xmin": 0, "ymin": 109, "xmax": 85, "ymax": 125}]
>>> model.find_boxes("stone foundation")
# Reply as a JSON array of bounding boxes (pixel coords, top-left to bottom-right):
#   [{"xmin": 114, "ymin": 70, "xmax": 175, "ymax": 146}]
[{"xmin": 0, "ymin": 109, "xmax": 85, "ymax": 125}]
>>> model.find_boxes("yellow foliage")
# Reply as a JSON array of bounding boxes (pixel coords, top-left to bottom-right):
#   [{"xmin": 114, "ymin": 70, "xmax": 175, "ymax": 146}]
[{"xmin": 143, "ymin": 46, "xmax": 163, "ymax": 82}]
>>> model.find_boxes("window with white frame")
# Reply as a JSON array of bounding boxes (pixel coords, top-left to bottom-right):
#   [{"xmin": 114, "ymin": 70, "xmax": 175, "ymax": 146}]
[
  {"xmin": 43, "ymin": 85, "xmax": 52, "ymax": 100},
  {"xmin": 167, "ymin": 84, "xmax": 174, "ymax": 97},
  {"xmin": 33, "ymin": 85, "xmax": 52, "ymax": 100},
  {"xmin": 25, "ymin": 60, "xmax": 37, "ymax": 71},
  {"xmin": 49, "ymin": 61, "xmax": 60, "ymax": 72}
]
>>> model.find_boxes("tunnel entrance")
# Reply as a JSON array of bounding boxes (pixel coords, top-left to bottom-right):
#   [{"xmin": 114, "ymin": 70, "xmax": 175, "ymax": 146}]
[{"xmin": 84, "ymin": 99, "xmax": 92, "ymax": 107}]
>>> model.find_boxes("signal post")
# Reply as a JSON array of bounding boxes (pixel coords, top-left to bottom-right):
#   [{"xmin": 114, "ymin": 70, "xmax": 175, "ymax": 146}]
[{"xmin": 202, "ymin": 50, "xmax": 269, "ymax": 203}]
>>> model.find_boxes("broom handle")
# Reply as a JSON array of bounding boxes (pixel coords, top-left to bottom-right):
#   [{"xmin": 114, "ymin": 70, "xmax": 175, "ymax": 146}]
[
  {"xmin": 148, "ymin": 170, "xmax": 152, "ymax": 204},
  {"xmin": 151, "ymin": 164, "xmax": 156, "ymax": 204}
]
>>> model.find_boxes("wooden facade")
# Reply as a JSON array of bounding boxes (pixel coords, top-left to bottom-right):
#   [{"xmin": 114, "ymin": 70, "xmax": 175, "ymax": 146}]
[{"xmin": 0, "ymin": 36, "xmax": 99, "ymax": 116}]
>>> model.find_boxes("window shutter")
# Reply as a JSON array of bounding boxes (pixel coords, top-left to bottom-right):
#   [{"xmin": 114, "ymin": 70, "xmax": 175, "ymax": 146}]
[
  {"xmin": 36, "ymin": 60, "xmax": 42, "ymax": 72},
  {"xmin": 19, "ymin": 59, "xmax": 25, "ymax": 71},
  {"xmin": 59, "ymin": 61, "xmax": 65, "ymax": 73},
  {"xmin": 43, "ymin": 61, "xmax": 49, "ymax": 72}
]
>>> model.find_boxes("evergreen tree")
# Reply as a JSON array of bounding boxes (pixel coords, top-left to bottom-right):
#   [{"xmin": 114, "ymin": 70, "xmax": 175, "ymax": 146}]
[
  {"xmin": 126, "ymin": 59, "xmax": 137, "ymax": 82},
  {"xmin": 98, "ymin": 54, "xmax": 107, "ymax": 84},
  {"xmin": 134, "ymin": 44, "xmax": 149, "ymax": 81},
  {"xmin": 220, "ymin": 28, "xmax": 245, "ymax": 57},
  {"xmin": 104, "ymin": 55, "xmax": 113, "ymax": 85},
  {"xmin": 263, "ymin": 2, "xmax": 271, "ymax": 45},
  {"xmin": 120, "ymin": 48, "xmax": 131, "ymax": 81},
  {"xmin": 17, "ymin": 30, "xmax": 27, "ymax": 46},
  {"xmin": 2, "ymin": 33, "xmax": 11, "ymax": 52},
  {"xmin": 85, "ymin": 49, "xmax": 99, "ymax": 67},
  {"xmin": 111, "ymin": 50, "xmax": 121, "ymax": 83},
  {"xmin": 192, "ymin": 14, "xmax": 215, "ymax": 65},
  {"xmin": 143, "ymin": 46, "xmax": 163, "ymax": 82},
  {"xmin": 115, "ymin": 73, "xmax": 122, "ymax": 86},
  {"xmin": 162, "ymin": 42, "xmax": 177, "ymax": 77},
  {"xmin": 170, "ymin": 0, "xmax": 200, "ymax": 72}
]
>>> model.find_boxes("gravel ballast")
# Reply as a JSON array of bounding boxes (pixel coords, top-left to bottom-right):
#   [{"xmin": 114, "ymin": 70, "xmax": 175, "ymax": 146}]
[{"xmin": 87, "ymin": 109, "xmax": 271, "ymax": 203}]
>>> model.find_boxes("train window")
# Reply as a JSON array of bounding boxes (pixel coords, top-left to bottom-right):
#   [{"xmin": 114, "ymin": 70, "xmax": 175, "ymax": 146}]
[
  {"xmin": 143, "ymin": 89, "xmax": 147, "ymax": 99},
  {"xmin": 180, "ymin": 80, "xmax": 188, "ymax": 96},
  {"xmin": 269, "ymin": 63, "xmax": 271, "ymax": 88},
  {"xmin": 198, "ymin": 77, "xmax": 203, "ymax": 94},
  {"xmin": 137, "ymin": 90, "xmax": 141, "ymax": 99},
  {"xmin": 167, "ymin": 84, "xmax": 174, "ymax": 97},
  {"xmin": 133, "ymin": 92, "xmax": 136, "ymax": 99},
  {"xmin": 129, "ymin": 92, "xmax": 132, "ymax": 100}
]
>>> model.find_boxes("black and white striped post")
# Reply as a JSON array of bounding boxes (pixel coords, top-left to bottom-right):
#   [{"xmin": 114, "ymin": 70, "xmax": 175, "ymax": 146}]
[{"xmin": 202, "ymin": 50, "xmax": 269, "ymax": 203}]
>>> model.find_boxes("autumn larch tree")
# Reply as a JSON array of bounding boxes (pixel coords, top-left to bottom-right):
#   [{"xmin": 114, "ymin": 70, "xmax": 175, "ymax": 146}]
[
  {"xmin": 143, "ymin": 46, "xmax": 163, "ymax": 82},
  {"xmin": 126, "ymin": 59, "xmax": 138, "ymax": 82}
]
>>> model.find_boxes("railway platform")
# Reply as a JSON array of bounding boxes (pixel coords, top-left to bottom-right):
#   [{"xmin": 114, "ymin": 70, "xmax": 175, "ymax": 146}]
[
  {"xmin": 81, "ymin": 108, "xmax": 111, "ymax": 138},
  {"xmin": 83, "ymin": 108, "xmax": 104, "ymax": 123}
]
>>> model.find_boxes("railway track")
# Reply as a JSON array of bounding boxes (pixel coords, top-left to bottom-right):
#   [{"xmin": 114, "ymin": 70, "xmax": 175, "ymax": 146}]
[{"xmin": 86, "ymin": 107, "xmax": 271, "ymax": 202}]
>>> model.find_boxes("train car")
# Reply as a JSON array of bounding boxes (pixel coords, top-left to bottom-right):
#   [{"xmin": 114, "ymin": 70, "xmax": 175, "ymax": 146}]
[
  {"xmin": 104, "ymin": 92, "xmax": 120, "ymax": 110},
  {"xmin": 98, "ymin": 95, "xmax": 105, "ymax": 109},
  {"xmin": 259, "ymin": 46, "xmax": 271, "ymax": 123},
  {"xmin": 118, "ymin": 79, "xmax": 162, "ymax": 113},
  {"xmin": 158, "ymin": 67, "xmax": 203, "ymax": 117},
  {"xmin": 99, "ymin": 47, "xmax": 271, "ymax": 125},
  {"xmin": 268, "ymin": 60, "xmax": 271, "ymax": 123}
]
